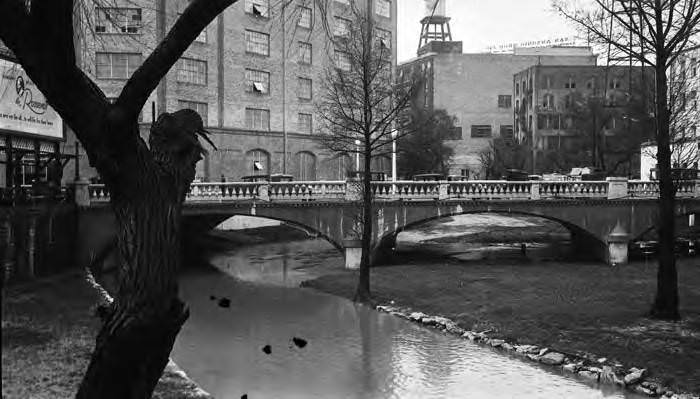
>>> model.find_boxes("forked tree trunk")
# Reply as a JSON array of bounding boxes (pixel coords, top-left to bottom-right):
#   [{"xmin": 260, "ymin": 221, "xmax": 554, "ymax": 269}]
[
  {"xmin": 77, "ymin": 138, "xmax": 193, "ymax": 398},
  {"xmin": 650, "ymin": 63, "xmax": 680, "ymax": 320}
]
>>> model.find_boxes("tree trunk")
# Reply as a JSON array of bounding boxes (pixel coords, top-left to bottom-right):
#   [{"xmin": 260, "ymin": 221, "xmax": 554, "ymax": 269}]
[
  {"xmin": 649, "ymin": 61, "xmax": 680, "ymax": 320},
  {"xmin": 354, "ymin": 149, "xmax": 373, "ymax": 304},
  {"xmin": 77, "ymin": 143, "xmax": 191, "ymax": 398}
]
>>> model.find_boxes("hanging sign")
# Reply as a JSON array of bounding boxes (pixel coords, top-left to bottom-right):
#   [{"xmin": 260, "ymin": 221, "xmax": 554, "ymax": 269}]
[{"xmin": 0, "ymin": 60, "xmax": 63, "ymax": 139}]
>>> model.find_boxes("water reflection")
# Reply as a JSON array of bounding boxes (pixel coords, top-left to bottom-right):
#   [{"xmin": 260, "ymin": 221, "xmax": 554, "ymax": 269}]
[{"xmin": 172, "ymin": 239, "xmax": 643, "ymax": 399}]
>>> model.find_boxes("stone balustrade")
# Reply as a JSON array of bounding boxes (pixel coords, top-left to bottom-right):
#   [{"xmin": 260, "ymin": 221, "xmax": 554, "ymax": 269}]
[{"xmin": 82, "ymin": 179, "xmax": 700, "ymax": 205}]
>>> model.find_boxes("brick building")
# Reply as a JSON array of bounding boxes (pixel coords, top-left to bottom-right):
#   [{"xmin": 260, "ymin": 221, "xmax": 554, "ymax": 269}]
[
  {"xmin": 62, "ymin": 0, "xmax": 397, "ymax": 182},
  {"xmin": 397, "ymin": 43, "xmax": 597, "ymax": 178},
  {"xmin": 513, "ymin": 64, "xmax": 655, "ymax": 175}
]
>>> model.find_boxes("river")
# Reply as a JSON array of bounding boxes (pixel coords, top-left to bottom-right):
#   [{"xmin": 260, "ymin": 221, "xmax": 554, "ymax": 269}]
[{"xmin": 172, "ymin": 215, "xmax": 645, "ymax": 399}]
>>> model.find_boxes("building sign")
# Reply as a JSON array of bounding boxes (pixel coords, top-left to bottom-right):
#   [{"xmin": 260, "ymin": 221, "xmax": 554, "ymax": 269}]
[
  {"xmin": 0, "ymin": 60, "xmax": 62, "ymax": 139},
  {"xmin": 485, "ymin": 36, "xmax": 579, "ymax": 53}
]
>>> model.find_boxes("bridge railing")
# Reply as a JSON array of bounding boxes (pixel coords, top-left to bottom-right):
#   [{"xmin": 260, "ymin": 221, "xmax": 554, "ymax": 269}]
[
  {"xmin": 268, "ymin": 181, "xmax": 346, "ymax": 200},
  {"xmin": 81, "ymin": 179, "xmax": 699, "ymax": 205}
]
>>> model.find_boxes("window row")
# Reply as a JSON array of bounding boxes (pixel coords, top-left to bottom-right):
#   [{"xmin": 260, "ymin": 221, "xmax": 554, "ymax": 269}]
[{"xmin": 173, "ymin": 102, "xmax": 314, "ymax": 134}]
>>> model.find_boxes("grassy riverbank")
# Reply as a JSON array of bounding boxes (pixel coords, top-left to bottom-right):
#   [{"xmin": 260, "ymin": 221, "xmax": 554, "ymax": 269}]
[
  {"xmin": 303, "ymin": 258, "xmax": 700, "ymax": 394},
  {"xmin": 1, "ymin": 272, "xmax": 209, "ymax": 399}
]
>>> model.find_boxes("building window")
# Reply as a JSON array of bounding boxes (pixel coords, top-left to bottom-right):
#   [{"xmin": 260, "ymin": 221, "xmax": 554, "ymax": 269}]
[
  {"xmin": 335, "ymin": 0, "xmax": 350, "ymax": 4},
  {"xmin": 246, "ymin": 149, "xmax": 270, "ymax": 175},
  {"xmin": 692, "ymin": 58, "xmax": 697, "ymax": 77},
  {"xmin": 515, "ymin": 82, "xmax": 519, "ymax": 95},
  {"xmin": 376, "ymin": 0, "xmax": 391, "ymax": 17},
  {"xmin": 245, "ymin": 108, "xmax": 270, "ymax": 131},
  {"xmin": 298, "ymin": 6, "xmax": 312, "ymax": 28},
  {"xmin": 298, "ymin": 77, "xmax": 312, "ymax": 100},
  {"xmin": 95, "ymin": 52, "xmax": 142, "ymax": 79},
  {"xmin": 376, "ymin": 28, "xmax": 391, "ymax": 49},
  {"xmin": 542, "ymin": 93, "xmax": 554, "ymax": 109},
  {"xmin": 177, "ymin": 58, "xmax": 207, "ymax": 85},
  {"xmin": 245, "ymin": 0, "xmax": 270, "ymax": 17},
  {"xmin": 298, "ymin": 113, "xmax": 312, "ymax": 134},
  {"xmin": 298, "ymin": 42, "xmax": 312, "ymax": 64},
  {"xmin": 334, "ymin": 16, "xmax": 351, "ymax": 36},
  {"xmin": 178, "ymin": 100, "xmax": 208, "ymax": 126},
  {"xmin": 445, "ymin": 126, "xmax": 462, "ymax": 140},
  {"xmin": 497, "ymin": 95, "xmax": 512, "ymax": 108},
  {"xmin": 334, "ymin": 50, "xmax": 351, "ymax": 71},
  {"xmin": 95, "ymin": 8, "xmax": 142, "ymax": 34},
  {"xmin": 544, "ymin": 75, "xmax": 552, "ymax": 89},
  {"xmin": 470, "ymin": 125, "xmax": 492, "ymax": 138},
  {"xmin": 500, "ymin": 125, "xmax": 514, "ymax": 142},
  {"xmin": 564, "ymin": 77, "xmax": 576, "ymax": 89},
  {"xmin": 245, "ymin": 69, "xmax": 270, "ymax": 94},
  {"xmin": 245, "ymin": 30, "xmax": 270, "ymax": 56},
  {"xmin": 609, "ymin": 78, "xmax": 621, "ymax": 89},
  {"xmin": 295, "ymin": 151, "xmax": 317, "ymax": 180},
  {"xmin": 586, "ymin": 78, "xmax": 595, "ymax": 89}
]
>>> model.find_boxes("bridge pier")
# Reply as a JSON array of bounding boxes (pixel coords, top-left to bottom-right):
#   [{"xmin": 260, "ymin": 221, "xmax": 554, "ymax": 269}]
[
  {"xmin": 606, "ymin": 229, "xmax": 629, "ymax": 266},
  {"xmin": 343, "ymin": 239, "xmax": 362, "ymax": 270}
]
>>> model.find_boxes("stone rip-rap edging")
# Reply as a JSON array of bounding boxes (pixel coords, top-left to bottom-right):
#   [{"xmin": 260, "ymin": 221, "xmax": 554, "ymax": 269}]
[
  {"xmin": 374, "ymin": 304, "xmax": 700, "ymax": 399},
  {"xmin": 152, "ymin": 359, "xmax": 214, "ymax": 399}
]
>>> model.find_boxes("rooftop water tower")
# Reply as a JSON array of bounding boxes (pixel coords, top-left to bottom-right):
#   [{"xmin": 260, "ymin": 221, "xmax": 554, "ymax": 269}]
[{"xmin": 418, "ymin": 0, "xmax": 453, "ymax": 50}]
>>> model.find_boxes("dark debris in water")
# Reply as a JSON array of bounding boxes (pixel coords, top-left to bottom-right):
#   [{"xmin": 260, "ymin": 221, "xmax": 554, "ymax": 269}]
[
  {"xmin": 292, "ymin": 337, "xmax": 307, "ymax": 348},
  {"xmin": 262, "ymin": 344, "xmax": 271, "ymax": 355},
  {"xmin": 241, "ymin": 395, "xmax": 247, "ymax": 399},
  {"xmin": 209, "ymin": 295, "xmax": 216, "ymax": 301},
  {"xmin": 218, "ymin": 297, "xmax": 231, "ymax": 308}
]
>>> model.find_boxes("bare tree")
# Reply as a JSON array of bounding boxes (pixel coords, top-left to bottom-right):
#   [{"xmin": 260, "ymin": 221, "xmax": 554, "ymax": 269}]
[
  {"xmin": 0, "ymin": 1, "xmax": 239, "ymax": 397},
  {"xmin": 554, "ymin": 0, "xmax": 700, "ymax": 320},
  {"xmin": 316, "ymin": 1, "xmax": 413, "ymax": 303}
]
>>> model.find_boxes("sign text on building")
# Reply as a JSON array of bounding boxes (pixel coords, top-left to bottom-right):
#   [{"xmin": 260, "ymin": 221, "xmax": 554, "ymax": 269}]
[{"xmin": 0, "ymin": 60, "xmax": 62, "ymax": 139}]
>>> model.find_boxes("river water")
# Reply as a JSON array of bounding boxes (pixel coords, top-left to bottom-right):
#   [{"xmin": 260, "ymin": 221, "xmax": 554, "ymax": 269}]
[{"xmin": 172, "ymin": 216, "xmax": 644, "ymax": 399}]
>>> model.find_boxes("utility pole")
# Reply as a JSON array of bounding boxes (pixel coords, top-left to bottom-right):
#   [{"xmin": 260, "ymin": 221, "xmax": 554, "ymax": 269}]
[{"xmin": 282, "ymin": 3, "xmax": 288, "ymax": 174}]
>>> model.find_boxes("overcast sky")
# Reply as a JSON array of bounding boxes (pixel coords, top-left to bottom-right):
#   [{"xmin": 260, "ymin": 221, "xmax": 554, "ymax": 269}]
[{"xmin": 397, "ymin": 0, "xmax": 580, "ymax": 62}]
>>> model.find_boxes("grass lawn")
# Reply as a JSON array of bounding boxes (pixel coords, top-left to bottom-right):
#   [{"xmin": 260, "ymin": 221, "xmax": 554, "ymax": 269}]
[
  {"xmin": 303, "ymin": 258, "xmax": 700, "ymax": 394},
  {"xmin": 1, "ymin": 272, "xmax": 209, "ymax": 399}
]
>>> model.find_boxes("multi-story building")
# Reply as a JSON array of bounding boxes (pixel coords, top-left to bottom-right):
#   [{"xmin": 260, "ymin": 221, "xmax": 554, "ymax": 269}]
[
  {"xmin": 397, "ymin": 41, "xmax": 597, "ymax": 179},
  {"xmin": 63, "ymin": 0, "xmax": 397, "ymax": 182},
  {"xmin": 513, "ymin": 64, "xmax": 655, "ymax": 176}
]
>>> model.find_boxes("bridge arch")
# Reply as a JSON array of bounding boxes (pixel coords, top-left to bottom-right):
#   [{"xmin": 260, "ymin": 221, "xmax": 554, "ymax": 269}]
[
  {"xmin": 183, "ymin": 212, "xmax": 344, "ymax": 252},
  {"xmin": 371, "ymin": 209, "xmax": 606, "ymax": 265}
]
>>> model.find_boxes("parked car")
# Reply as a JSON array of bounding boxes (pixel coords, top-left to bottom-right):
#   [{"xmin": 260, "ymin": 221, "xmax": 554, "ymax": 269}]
[
  {"xmin": 630, "ymin": 237, "xmax": 698, "ymax": 259},
  {"xmin": 503, "ymin": 169, "xmax": 529, "ymax": 181},
  {"xmin": 347, "ymin": 171, "xmax": 387, "ymax": 181},
  {"xmin": 413, "ymin": 173, "xmax": 445, "ymax": 181}
]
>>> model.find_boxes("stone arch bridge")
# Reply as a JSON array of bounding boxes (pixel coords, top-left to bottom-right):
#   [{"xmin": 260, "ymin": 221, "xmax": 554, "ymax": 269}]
[{"xmin": 76, "ymin": 179, "xmax": 700, "ymax": 269}]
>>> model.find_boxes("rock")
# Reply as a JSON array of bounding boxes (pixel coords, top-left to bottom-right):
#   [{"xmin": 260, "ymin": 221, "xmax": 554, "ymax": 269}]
[
  {"xmin": 538, "ymin": 347, "xmax": 549, "ymax": 356},
  {"xmin": 515, "ymin": 345, "xmax": 539, "ymax": 354},
  {"xmin": 262, "ymin": 345, "xmax": 271, "ymax": 355},
  {"xmin": 624, "ymin": 368, "xmax": 647, "ymax": 385},
  {"xmin": 597, "ymin": 357, "xmax": 607, "ymax": 363},
  {"xmin": 600, "ymin": 366, "xmax": 625, "ymax": 386},
  {"xmin": 501, "ymin": 343, "xmax": 514, "ymax": 351},
  {"xmin": 445, "ymin": 324, "xmax": 465, "ymax": 335},
  {"xmin": 489, "ymin": 339, "xmax": 505, "ymax": 348},
  {"xmin": 578, "ymin": 370, "xmax": 600, "ymax": 382},
  {"xmin": 526, "ymin": 354, "xmax": 541, "ymax": 362},
  {"xmin": 292, "ymin": 337, "xmax": 308, "ymax": 348},
  {"xmin": 409, "ymin": 312, "xmax": 426, "ymax": 321},
  {"xmin": 562, "ymin": 363, "xmax": 579, "ymax": 373},
  {"xmin": 539, "ymin": 352, "xmax": 565, "ymax": 366},
  {"xmin": 462, "ymin": 331, "xmax": 477, "ymax": 341},
  {"xmin": 633, "ymin": 385, "xmax": 655, "ymax": 396}
]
